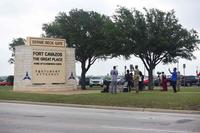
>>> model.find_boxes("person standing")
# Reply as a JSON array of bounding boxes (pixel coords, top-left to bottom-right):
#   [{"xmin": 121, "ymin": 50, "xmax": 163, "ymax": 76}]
[
  {"xmin": 161, "ymin": 72, "xmax": 167, "ymax": 91},
  {"xmin": 125, "ymin": 70, "xmax": 132, "ymax": 92},
  {"xmin": 169, "ymin": 68, "xmax": 177, "ymax": 93},
  {"xmin": 133, "ymin": 65, "xmax": 140, "ymax": 93},
  {"xmin": 110, "ymin": 66, "xmax": 118, "ymax": 94},
  {"xmin": 157, "ymin": 72, "xmax": 161, "ymax": 86},
  {"xmin": 138, "ymin": 71, "xmax": 144, "ymax": 91}
]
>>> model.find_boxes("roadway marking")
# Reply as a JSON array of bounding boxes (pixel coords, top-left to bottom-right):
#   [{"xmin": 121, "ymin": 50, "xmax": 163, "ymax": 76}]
[{"xmin": 102, "ymin": 125, "xmax": 199, "ymax": 133}]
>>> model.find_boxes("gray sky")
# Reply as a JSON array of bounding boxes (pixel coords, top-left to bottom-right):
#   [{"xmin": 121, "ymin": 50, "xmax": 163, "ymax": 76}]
[{"xmin": 0, "ymin": 0, "xmax": 200, "ymax": 76}]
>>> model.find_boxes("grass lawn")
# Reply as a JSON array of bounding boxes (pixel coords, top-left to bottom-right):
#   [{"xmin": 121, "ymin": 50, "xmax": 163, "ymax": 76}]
[{"xmin": 0, "ymin": 86, "xmax": 200, "ymax": 110}]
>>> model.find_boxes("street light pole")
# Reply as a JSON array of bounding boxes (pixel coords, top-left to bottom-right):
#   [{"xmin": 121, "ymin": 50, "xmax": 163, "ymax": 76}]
[{"xmin": 183, "ymin": 64, "xmax": 186, "ymax": 86}]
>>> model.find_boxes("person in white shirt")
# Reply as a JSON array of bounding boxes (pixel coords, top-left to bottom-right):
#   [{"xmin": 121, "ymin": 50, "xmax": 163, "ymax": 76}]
[{"xmin": 110, "ymin": 66, "xmax": 118, "ymax": 94}]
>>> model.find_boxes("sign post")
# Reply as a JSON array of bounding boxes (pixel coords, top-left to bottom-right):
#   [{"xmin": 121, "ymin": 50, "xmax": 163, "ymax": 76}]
[{"xmin": 183, "ymin": 64, "xmax": 186, "ymax": 86}]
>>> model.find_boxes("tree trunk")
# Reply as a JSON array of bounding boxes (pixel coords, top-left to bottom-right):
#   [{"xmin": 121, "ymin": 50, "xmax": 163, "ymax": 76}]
[
  {"xmin": 148, "ymin": 68, "xmax": 154, "ymax": 90},
  {"xmin": 81, "ymin": 70, "xmax": 86, "ymax": 90},
  {"xmin": 80, "ymin": 61, "xmax": 87, "ymax": 90}
]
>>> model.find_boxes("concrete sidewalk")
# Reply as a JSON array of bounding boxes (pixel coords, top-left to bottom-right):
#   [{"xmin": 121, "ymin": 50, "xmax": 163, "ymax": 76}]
[{"xmin": 0, "ymin": 99, "xmax": 200, "ymax": 115}]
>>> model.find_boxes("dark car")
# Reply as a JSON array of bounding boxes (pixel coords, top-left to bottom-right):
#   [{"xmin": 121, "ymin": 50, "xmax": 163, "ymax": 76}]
[
  {"xmin": 181, "ymin": 76, "xmax": 199, "ymax": 86},
  {"xmin": 0, "ymin": 75, "xmax": 14, "ymax": 86},
  {"xmin": 103, "ymin": 76, "xmax": 111, "ymax": 85},
  {"xmin": 79, "ymin": 77, "xmax": 90, "ymax": 86},
  {"xmin": 117, "ymin": 76, "xmax": 126, "ymax": 85}
]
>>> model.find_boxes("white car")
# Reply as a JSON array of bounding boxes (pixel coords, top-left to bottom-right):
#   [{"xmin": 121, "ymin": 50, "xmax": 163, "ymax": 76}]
[{"xmin": 89, "ymin": 76, "xmax": 103, "ymax": 87}]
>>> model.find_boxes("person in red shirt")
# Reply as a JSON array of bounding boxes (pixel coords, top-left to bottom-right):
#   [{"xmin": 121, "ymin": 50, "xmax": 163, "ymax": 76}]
[
  {"xmin": 197, "ymin": 70, "xmax": 200, "ymax": 76},
  {"xmin": 161, "ymin": 72, "xmax": 168, "ymax": 91}
]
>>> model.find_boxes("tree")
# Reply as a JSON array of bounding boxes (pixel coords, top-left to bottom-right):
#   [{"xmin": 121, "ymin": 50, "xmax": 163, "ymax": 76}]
[
  {"xmin": 42, "ymin": 9, "xmax": 113, "ymax": 89},
  {"xmin": 8, "ymin": 38, "xmax": 25, "ymax": 64},
  {"xmin": 113, "ymin": 7, "xmax": 199, "ymax": 89}
]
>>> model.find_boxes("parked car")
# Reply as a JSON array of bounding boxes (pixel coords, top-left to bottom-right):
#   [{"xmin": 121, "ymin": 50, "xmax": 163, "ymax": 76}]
[
  {"xmin": 103, "ymin": 76, "xmax": 111, "ymax": 85},
  {"xmin": 0, "ymin": 75, "xmax": 14, "ymax": 86},
  {"xmin": 117, "ymin": 76, "xmax": 126, "ymax": 85},
  {"xmin": 0, "ymin": 76, "xmax": 7, "ymax": 82},
  {"xmin": 89, "ymin": 76, "xmax": 103, "ymax": 87},
  {"xmin": 181, "ymin": 76, "xmax": 199, "ymax": 86},
  {"xmin": 79, "ymin": 77, "xmax": 90, "ymax": 86},
  {"xmin": 143, "ymin": 79, "xmax": 149, "ymax": 86},
  {"xmin": 143, "ymin": 77, "xmax": 149, "ymax": 86}
]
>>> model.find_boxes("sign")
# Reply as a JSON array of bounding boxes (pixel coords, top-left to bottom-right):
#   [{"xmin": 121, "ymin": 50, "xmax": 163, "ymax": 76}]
[
  {"xmin": 32, "ymin": 48, "xmax": 66, "ymax": 83},
  {"xmin": 27, "ymin": 37, "xmax": 66, "ymax": 47},
  {"xmin": 27, "ymin": 37, "xmax": 66, "ymax": 84}
]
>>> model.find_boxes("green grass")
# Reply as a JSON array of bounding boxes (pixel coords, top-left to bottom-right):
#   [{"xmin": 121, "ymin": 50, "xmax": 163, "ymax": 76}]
[{"xmin": 0, "ymin": 86, "xmax": 200, "ymax": 110}]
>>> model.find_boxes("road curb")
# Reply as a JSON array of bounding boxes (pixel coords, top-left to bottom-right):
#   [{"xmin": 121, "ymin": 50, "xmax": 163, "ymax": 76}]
[{"xmin": 0, "ymin": 100, "xmax": 200, "ymax": 114}]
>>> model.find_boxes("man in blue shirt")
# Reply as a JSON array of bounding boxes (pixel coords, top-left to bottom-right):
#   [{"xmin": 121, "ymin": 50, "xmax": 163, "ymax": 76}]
[{"xmin": 169, "ymin": 68, "xmax": 177, "ymax": 93}]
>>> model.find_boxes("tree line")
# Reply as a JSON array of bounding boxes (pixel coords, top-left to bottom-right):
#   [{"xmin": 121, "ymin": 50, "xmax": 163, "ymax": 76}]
[{"xmin": 9, "ymin": 7, "xmax": 199, "ymax": 90}]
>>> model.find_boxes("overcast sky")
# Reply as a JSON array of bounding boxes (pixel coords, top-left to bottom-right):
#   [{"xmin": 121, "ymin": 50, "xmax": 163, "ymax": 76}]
[{"xmin": 0, "ymin": 0, "xmax": 200, "ymax": 76}]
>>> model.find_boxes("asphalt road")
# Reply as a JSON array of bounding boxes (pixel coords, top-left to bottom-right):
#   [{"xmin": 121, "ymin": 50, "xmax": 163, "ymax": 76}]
[{"xmin": 0, "ymin": 102, "xmax": 200, "ymax": 133}]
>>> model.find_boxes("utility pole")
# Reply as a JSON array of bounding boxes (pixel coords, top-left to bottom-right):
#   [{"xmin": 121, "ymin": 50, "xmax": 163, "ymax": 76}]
[{"xmin": 183, "ymin": 64, "xmax": 186, "ymax": 86}]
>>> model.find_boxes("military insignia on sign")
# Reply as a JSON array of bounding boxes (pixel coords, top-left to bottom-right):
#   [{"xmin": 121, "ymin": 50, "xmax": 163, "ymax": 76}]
[
  {"xmin": 68, "ymin": 72, "xmax": 75, "ymax": 80},
  {"xmin": 23, "ymin": 72, "xmax": 31, "ymax": 80}
]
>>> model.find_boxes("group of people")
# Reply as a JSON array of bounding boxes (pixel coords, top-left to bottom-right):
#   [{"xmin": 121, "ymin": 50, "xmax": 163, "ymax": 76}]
[
  {"xmin": 104, "ymin": 64, "xmax": 200, "ymax": 94},
  {"xmin": 159, "ymin": 68, "xmax": 181, "ymax": 93},
  {"xmin": 110, "ymin": 65, "xmax": 144, "ymax": 94},
  {"xmin": 109, "ymin": 65, "xmax": 184, "ymax": 94}
]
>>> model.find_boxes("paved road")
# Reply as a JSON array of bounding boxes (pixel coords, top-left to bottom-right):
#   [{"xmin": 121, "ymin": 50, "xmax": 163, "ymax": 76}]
[{"xmin": 0, "ymin": 102, "xmax": 200, "ymax": 133}]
